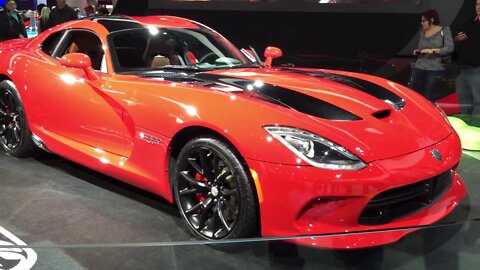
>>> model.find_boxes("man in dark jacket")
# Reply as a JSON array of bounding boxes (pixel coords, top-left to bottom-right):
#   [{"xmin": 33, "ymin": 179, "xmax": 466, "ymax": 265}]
[
  {"xmin": 0, "ymin": 0, "xmax": 27, "ymax": 41},
  {"xmin": 49, "ymin": 0, "xmax": 77, "ymax": 27},
  {"xmin": 454, "ymin": 0, "xmax": 480, "ymax": 122}
]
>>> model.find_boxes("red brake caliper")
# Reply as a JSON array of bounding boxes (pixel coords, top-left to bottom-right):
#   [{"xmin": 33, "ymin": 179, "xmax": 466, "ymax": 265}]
[{"xmin": 195, "ymin": 172, "xmax": 208, "ymax": 203}]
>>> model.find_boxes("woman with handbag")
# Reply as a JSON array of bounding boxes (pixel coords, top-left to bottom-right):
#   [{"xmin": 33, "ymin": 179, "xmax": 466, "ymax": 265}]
[{"xmin": 410, "ymin": 9, "xmax": 454, "ymax": 101}]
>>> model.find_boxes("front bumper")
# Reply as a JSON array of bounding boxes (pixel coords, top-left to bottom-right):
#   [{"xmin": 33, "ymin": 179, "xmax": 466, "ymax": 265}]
[{"xmin": 246, "ymin": 132, "xmax": 466, "ymax": 249}]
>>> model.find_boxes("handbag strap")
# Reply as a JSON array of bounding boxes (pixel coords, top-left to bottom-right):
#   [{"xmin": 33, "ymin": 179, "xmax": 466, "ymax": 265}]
[{"xmin": 440, "ymin": 28, "xmax": 445, "ymax": 48}]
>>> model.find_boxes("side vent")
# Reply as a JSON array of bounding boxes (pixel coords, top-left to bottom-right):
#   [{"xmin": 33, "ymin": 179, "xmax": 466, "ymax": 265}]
[
  {"xmin": 32, "ymin": 134, "xmax": 50, "ymax": 153},
  {"xmin": 372, "ymin": 109, "xmax": 391, "ymax": 119}
]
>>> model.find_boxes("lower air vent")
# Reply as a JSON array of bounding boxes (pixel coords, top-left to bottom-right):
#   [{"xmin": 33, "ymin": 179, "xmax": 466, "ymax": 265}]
[{"xmin": 358, "ymin": 169, "xmax": 453, "ymax": 225}]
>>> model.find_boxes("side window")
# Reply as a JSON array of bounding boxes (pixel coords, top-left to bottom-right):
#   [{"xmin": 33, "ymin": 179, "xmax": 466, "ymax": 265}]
[
  {"xmin": 111, "ymin": 30, "xmax": 148, "ymax": 69},
  {"xmin": 40, "ymin": 31, "xmax": 64, "ymax": 56},
  {"xmin": 57, "ymin": 31, "xmax": 105, "ymax": 71}
]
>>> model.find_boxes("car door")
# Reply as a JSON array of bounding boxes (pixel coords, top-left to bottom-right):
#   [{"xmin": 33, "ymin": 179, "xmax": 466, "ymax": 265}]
[{"xmin": 26, "ymin": 29, "xmax": 126, "ymax": 156}]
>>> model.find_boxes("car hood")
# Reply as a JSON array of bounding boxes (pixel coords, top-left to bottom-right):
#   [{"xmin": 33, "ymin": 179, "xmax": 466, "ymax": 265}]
[
  {"xmin": 203, "ymin": 68, "xmax": 452, "ymax": 162},
  {"xmin": 134, "ymin": 67, "xmax": 452, "ymax": 162}
]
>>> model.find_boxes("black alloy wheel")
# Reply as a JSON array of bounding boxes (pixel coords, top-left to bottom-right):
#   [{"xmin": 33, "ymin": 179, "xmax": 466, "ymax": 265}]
[
  {"xmin": 0, "ymin": 80, "xmax": 34, "ymax": 157},
  {"xmin": 173, "ymin": 137, "xmax": 258, "ymax": 240}
]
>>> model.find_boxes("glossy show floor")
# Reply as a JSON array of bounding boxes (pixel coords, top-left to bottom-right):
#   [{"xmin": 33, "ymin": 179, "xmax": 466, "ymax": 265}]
[{"xmin": 1, "ymin": 150, "xmax": 479, "ymax": 270}]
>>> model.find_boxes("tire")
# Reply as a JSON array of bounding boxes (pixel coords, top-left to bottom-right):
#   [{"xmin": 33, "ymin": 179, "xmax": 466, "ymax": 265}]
[
  {"xmin": 0, "ymin": 80, "xmax": 34, "ymax": 157},
  {"xmin": 173, "ymin": 136, "xmax": 258, "ymax": 240}
]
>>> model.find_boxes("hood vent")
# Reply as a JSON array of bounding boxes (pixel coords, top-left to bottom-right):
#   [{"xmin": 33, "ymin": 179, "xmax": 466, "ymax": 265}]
[{"xmin": 372, "ymin": 109, "xmax": 391, "ymax": 119}]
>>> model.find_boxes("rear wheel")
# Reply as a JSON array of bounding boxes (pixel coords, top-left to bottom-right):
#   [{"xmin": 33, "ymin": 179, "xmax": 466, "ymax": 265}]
[
  {"xmin": 0, "ymin": 80, "xmax": 34, "ymax": 157},
  {"xmin": 173, "ymin": 136, "xmax": 258, "ymax": 240}
]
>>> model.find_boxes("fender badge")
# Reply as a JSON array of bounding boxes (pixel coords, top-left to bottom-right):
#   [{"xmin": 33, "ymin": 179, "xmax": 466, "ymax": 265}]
[
  {"xmin": 139, "ymin": 132, "xmax": 161, "ymax": 145},
  {"xmin": 431, "ymin": 149, "xmax": 442, "ymax": 161}
]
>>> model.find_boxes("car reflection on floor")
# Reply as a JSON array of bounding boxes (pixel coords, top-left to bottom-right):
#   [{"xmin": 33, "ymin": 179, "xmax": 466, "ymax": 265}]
[{"xmin": 0, "ymin": 150, "xmax": 478, "ymax": 269}]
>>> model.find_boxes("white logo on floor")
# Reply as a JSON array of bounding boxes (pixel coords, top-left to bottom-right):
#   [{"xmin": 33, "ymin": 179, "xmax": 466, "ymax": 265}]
[{"xmin": 0, "ymin": 226, "xmax": 37, "ymax": 270}]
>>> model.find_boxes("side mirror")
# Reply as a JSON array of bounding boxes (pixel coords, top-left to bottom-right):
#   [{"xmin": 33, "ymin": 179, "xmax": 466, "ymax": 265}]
[
  {"xmin": 60, "ymin": 53, "xmax": 99, "ymax": 81},
  {"xmin": 264, "ymin": 46, "xmax": 283, "ymax": 68}
]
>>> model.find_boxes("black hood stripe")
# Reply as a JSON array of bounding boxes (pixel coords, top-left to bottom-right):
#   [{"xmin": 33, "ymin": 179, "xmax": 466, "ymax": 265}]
[
  {"xmin": 196, "ymin": 73, "xmax": 361, "ymax": 121},
  {"xmin": 281, "ymin": 68, "xmax": 405, "ymax": 110},
  {"xmin": 136, "ymin": 71, "xmax": 361, "ymax": 120}
]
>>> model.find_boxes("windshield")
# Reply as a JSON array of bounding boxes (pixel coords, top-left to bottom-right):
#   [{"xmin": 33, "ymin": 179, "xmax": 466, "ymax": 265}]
[{"xmin": 108, "ymin": 27, "xmax": 253, "ymax": 72}]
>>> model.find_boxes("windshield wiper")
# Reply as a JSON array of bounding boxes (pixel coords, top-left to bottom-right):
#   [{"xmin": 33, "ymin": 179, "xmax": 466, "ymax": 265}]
[
  {"xmin": 240, "ymin": 46, "xmax": 265, "ymax": 68},
  {"xmin": 151, "ymin": 65, "xmax": 200, "ymax": 71}
]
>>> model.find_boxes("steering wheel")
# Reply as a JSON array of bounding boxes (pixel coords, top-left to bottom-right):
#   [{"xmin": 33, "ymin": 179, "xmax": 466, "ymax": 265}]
[{"xmin": 198, "ymin": 52, "xmax": 217, "ymax": 64}]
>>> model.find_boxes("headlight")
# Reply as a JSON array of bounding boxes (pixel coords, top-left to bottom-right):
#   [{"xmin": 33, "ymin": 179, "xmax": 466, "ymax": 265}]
[{"xmin": 264, "ymin": 126, "xmax": 366, "ymax": 170}]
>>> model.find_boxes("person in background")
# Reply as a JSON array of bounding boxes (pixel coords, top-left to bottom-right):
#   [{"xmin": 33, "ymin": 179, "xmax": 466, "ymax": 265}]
[
  {"xmin": 37, "ymin": 3, "xmax": 46, "ymax": 15},
  {"xmin": 0, "ymin": 0, "xmax": 27, "ymax": 41},
  {"xmin": 410, "ymin": 9, "xmax": 454, "ymax": 101},
  {"xmin": 49, "ymin": 0, "xmax": 77, "ymax": 27},
  {"xmin": 97, "ymin": 6, "xmax": 110, "ymax": 16},
  {"xmin": 454, "ymin": 0, "xmax": 480, "ymax": 124},
  {"xmin": 73, "ymin": 7, "xmax": 81, "ymax": 18},
  {"xmin": 84, "ymin": 5, "xmax": 95, "ymax": 17},
  {"xmin": 38, "ymin": 6, "xmax": 51, "ymax": 33}
]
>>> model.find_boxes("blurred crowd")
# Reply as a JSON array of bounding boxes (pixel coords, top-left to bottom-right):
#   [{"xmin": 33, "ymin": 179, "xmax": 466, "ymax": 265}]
[{"xmin": 0, "ymin": 0, "xmax": 112, "ymax": 40}]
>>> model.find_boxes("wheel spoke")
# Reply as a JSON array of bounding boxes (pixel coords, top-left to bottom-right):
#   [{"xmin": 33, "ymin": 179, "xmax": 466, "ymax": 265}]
[
  {"xmin": 187, "ymin": 157, "xmax": 204, "ymax": 175},
  {"xmin": 220, "ymin": 188, "xmax": 237, "ymax": 197},
  {"xmin": 180, "ymin": 171, "xmax": 207, "ymax": 188},
  {"xmin": 211, "ymin": 205, "xmax": 219, "ymax": 237},
  {"xmin": 214, "ymin": 168, "xmax": 230, "ymax": 185},
  {"xmin": 185, "ymin": 201, "xmax": 203, "ymax": 216},
  {"xmin": 14, "ymin": 118, "xmax": 22, "ymax": 131},
  {"xmin": 198, "ymin": 148, "xmax": 214, "ymax": 181},
  {"xmin": 217, "ymin": 200, "xmax": 232, "ymax": 231},
  {"xmin": 13, "ymin": 127, "xmax": 20, "ymax": 142},
  {"xmin": 179, "ymin": 187, "xmax": 199, "ymax": 196},
  {"xmin": 2, "ymin": 127, "xmax": 13, "ymax": 146},
  {"xmin": 212, "ymin": 152, "xmax": 219, "ymax": 177},
  {"xmin": 197, "ymin": 198, "xmax": 215, "ymax": 230}
]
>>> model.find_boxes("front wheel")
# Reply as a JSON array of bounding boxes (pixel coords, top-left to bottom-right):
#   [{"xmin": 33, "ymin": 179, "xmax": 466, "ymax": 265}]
[
  {"xmin": 173, "ymin": 137, "xmax": 258, "ymax": 240},
  {"xmin": 0, "ymin": 80, "xmax": 34, "ymax": 157}
]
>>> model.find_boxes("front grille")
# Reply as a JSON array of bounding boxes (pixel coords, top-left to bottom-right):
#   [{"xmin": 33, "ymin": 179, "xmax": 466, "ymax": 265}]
[{"xmin": 358, "ymin": 169, "xmax": 453, "ymax": 225}]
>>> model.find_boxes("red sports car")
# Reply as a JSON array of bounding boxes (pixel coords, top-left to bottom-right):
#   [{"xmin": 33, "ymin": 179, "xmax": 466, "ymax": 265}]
[{"xmin": 0, "ymin": 15, "xmax": 465, "ymax": 248}]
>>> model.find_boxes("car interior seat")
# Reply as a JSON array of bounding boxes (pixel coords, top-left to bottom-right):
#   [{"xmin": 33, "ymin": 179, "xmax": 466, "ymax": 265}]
[
  {"xmin": 150, "ymin": 55, "xmax": 171, "ymax": 68},
  {"xmin": 143, "ymin": 35, "xmax": 187, "ymax": 67}
]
